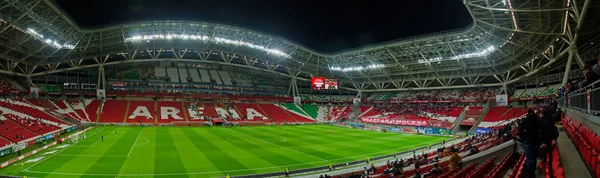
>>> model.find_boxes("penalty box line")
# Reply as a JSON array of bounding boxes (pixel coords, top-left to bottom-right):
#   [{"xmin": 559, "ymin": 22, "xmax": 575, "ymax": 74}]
[{"xmin": 23, "ymin": 128, "xmax": 105, "ymax": 172}]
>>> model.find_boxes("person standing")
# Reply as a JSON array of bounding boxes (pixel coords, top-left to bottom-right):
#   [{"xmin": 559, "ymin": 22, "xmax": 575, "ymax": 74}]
[
  {"xmin": 540, "ymin": 110, "xmax": 559, "ymax": 176},
  {"xmin": 518, "ymin": 110, "xmax": 541, "ymax": 178}
]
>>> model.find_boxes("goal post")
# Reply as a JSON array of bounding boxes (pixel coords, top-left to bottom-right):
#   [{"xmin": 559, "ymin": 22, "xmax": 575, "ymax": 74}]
[{"xmin": 70, "ymin": 132, "xmax": 86, "ymax": 144}]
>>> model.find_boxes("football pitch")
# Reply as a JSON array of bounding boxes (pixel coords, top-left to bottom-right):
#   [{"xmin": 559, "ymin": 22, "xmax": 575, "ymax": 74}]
[{"xmin": 1, "ymin": 125, "xmax": 447, "ymax": 178}]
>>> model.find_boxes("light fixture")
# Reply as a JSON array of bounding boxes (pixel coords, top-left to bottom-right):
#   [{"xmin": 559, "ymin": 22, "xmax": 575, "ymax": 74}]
[{"xmin": 124, "ymin": 33, "xmax": 291, "ymax": 58}]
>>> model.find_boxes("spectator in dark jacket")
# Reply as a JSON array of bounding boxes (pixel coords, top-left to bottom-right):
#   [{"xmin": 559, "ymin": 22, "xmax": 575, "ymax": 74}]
[
  {"xmin": 540, "ymin": 109, "xmax": 559, "ymax": 176},
  {"xmin": 553, "ymin": 108, "xmax": 563, "ymax": 122},
  {"xmin": 580, "ymin": 65, "xmax": 600, "ymax": 88},
  {"xmin": 519, "ymin": 110, "xmax": 541, "ymax": 178}
]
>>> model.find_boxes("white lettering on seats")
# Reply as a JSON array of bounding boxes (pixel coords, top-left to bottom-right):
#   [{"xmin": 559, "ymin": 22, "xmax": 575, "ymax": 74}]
[
  {"xmin": 228, "ymin": 109, "xmax": 241, "ymax": 119},
  {"xmin": 129, "ymin": 106, "xmax": 153, "ymax": 119},
  {"xmin": 161, "ymin": 107, "xmax": 183, "ymax": 120},
  {"xmin": 188, "ymin": 108, "xmax": 201, "ymax": 120},
  {"xmin": 246, "ymin": 108, "xmax": 268, "ymax": 120},
  {"xmin": 215, "ymin": 107, "xmax": 229, "ymax": 119}
]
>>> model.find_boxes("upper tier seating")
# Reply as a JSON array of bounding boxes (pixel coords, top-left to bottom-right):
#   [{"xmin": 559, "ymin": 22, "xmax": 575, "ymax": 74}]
[
  {"xmin": 460, "ymin": 90, "xmax": 482, "ymax": 101},
  {"xmin": 391, "ymin": 92, "xmax": 410, "ymax": 101},
  {"xmin": 520, "ymin": 87, "xmax": 545, "ymax": 99},
  {"xmin": 230, "ymin": 72, "xmax": 253, "ymax": 86},
  {"xmin": 0, "ymin": 78, "xmax": 21, "ymax": 93},
  {"xmin": 373, "ymin": 93, "xmax": 396, "ymax": 101},
  {"xmin": 330, "ymin": 95, "xmax": 352, "ymax": 102},
  {"xmin": 435, "ymin": 90, "xmax": 459, "ymax": 101},
  {"xmin": 413, "ymin": 91, "xmax": 435, "ymax": 101},
  {"xmin": 40, "ymin": 84, "xmax": 60, "ymax": 94},
  {"xmin": 511, "ymin": 89, "xmax": 525, "ymax": 99}
]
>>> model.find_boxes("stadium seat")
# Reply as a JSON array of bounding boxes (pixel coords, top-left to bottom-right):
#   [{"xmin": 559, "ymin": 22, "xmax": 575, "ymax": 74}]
[{"xmin": 98, "ymin": 100, "xmax": 128, "ymax": 123}]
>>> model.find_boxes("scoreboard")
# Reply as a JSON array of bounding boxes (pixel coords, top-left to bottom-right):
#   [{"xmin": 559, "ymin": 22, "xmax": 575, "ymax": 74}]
[{"xmin": 312, "ymin": 77, "xmax": 338, "ymax": 90}]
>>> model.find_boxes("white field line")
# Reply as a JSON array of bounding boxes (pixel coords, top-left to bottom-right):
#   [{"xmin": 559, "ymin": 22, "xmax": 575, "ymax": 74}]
[
  {"xmin": 127, "ymin": 131, "xmax": 142, "ymax": 157},
  {"xmin": 23, "ymin": 128, "xmax": 104, "ymax": 171}
]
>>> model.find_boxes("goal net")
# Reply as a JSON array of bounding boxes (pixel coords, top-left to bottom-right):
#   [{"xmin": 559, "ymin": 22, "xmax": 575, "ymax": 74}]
[{"xmin": 70, "ymin": 132, "xmax": 86, "ymax": 144}]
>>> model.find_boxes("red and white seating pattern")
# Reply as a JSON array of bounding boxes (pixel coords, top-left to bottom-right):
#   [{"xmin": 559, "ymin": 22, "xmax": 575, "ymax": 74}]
[
  {"xmin": 259, "ymin": 104, "xmax": 296, "ymax": 122},
  {"xmin": 0, "ymin": 78, "xmax": 21, "ymax": 93},
  {"xmin": 435, "ymin": 90, "xmax": 460, "ymax": 101},
  {"xmin": 127, "ymin": 100, "xmax": 157, "ymax": 123},
  {"xmin": 234, "ymin": 103, "xmax": 270, "ymax": 121},
  {"xmin": 460, "ymin": 90, "xmax": 482, "ymax": 102},
  {"xmin": 83, "ymin": 99, "xmax": 102, "ymax": 122},
  {"xmin": 359, "ymin": 106, "xmax": 381, "ymax": 118},
  {"xmin": 328, "ymin": 106, "xmax": 351, "ymax": 121},
  {"xmin": 0, "ymin": 99, "xmax": 67, "ymax": 126}
]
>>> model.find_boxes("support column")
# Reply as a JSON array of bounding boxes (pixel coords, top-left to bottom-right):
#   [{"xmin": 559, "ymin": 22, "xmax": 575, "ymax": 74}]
[
  {"xmin": 26, "ymin": 76, "xmax": 33, "ymax": 86},
  {"xmin": 562, "ymin": 49, "xmax": 575, "ymax": 86},
  {"xmin": 562, "ymin": 0, "xmax": 592, "ymax": 86},
  {"xmin": 288, "ymin": 78, "xmax": 300, "ymax": 97},
  {"xmin": 97, "ymin": 66, "xmax": 106, "ymax": 89}
]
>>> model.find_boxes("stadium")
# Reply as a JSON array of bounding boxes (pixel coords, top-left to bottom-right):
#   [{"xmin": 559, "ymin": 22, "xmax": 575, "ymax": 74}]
[{"xmin": 0, "ymin": 0, "xmax": 599, "ymax": 177}]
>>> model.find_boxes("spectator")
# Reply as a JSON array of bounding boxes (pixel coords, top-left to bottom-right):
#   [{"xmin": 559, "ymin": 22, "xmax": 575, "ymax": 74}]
[
  {"xmin": 518, "ymin": 110, "xmax": 541, "ymax": 178},
  {"xmin": 426, "ymin": 163, "xmax": 443, "ymax": 177},
  {"xmin": 580, "ymin": 65, "xmax": 600, "ymax": 88},
  {"xmin": 540, "ymin": 109, "xmax": 559, "ymax": 175},
  {"xmin": 449, "ymin": 149, "xmax": 461, "ymax": 170}
]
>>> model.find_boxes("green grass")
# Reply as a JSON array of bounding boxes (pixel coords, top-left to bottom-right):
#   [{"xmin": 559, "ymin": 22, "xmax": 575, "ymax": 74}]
[{"xmin": 0, "ymin": 125, "xmax": 447, "ymax": 178}]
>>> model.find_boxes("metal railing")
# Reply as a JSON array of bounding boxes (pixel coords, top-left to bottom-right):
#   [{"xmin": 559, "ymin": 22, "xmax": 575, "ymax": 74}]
[{"xmin": 562, "ymin": 80, "xmax": 600, "ymax": 114}]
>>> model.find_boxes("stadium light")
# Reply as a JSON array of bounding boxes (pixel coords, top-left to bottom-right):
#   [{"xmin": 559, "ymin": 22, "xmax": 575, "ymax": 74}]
[
  {"xmin": 124, "ymin": 34, "xmax": 291, "ymax": 58},
  {"xmin": 329, "ymin": 64, "xmax": 385, "ymax": 72},
  {"xmin": 418, "ymin": 46, "xmax": 496, "ymax": 63},
  {"xmin": 26, "ymin": 28, "xmax": 75, "ymax": 49}
]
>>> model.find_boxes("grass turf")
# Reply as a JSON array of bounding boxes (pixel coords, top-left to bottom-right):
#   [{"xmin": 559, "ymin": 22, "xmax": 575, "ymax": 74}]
[{"xmin": 0, "ymin": 125, "xmax": 447, "ymax": 178}]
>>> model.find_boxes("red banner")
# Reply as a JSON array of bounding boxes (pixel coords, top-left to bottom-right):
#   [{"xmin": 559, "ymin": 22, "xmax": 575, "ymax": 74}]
[
  {"xmin": 459, "ymin": 99, "xmax": 479, "ymax": 103},
  {"xmin": 460, "ymin": 117, "xmax": 478, "ymax": 126},
  {"xmin": 410, "ymin": 100, "xmax": 430, "ymax": 103},
  {"xmin": 361, "ymin": 118, "xmax": 429, "ymax": 126}
]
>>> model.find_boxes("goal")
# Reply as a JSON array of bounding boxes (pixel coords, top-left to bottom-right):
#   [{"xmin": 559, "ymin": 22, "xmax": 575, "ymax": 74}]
[{"xmin": 70, "ymin": 132, "xmax": 86, "ymax": 144}]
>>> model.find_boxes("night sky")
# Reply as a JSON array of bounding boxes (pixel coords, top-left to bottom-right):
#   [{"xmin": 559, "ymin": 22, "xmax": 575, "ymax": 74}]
[{"xmin": 54, "ymin": 0, "xmax": 472, "ymax": 52}]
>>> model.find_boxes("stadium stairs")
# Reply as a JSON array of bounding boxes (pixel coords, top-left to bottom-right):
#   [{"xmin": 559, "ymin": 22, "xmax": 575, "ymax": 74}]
[
  {"xmin": 451, "ymin": 107, "xmax": 467, "ymax": 134},
  {"xmin": 467, "ymin": 103, "xmax": 491, "ymax": 133}
]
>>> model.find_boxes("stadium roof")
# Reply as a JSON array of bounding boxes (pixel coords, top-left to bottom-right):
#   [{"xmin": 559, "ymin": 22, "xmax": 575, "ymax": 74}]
[
  {"xmin": 0, "ymin": 0, "xmax": 598, "ymax": 92},
  {"xmin": 53, "ymin": 0, "xmax": 473, "ymax": 53}
]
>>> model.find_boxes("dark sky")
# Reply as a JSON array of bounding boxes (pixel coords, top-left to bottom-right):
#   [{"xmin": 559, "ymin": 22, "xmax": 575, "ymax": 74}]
[{"xmin": 54, "ymin": 0, "xmax": 472, "ymax": 52}]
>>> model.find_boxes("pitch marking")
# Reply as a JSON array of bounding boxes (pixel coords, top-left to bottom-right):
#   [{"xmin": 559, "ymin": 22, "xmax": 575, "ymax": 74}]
[{"xmin": 127, "ymin": 131, "xmax": 142, "ymax": 157}]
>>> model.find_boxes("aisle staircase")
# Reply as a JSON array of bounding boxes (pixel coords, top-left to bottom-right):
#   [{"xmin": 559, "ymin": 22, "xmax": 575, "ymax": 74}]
[{"xmin": 256, "ymin": 103, "xmax": 274, "ymax": 121}]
